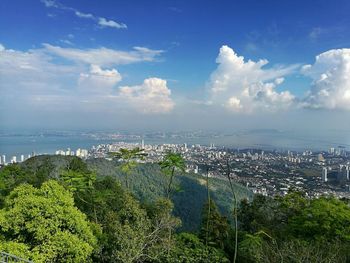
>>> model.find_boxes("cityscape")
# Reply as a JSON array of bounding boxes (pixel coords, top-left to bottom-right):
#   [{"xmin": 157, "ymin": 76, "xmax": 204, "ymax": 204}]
[
  {"xmin": 1, "ymin": 0, "xmax": 350, "ymax": 261},
  {"xmin": 2, "ymin": 140, "xmax": 349, "ymax": 198}
]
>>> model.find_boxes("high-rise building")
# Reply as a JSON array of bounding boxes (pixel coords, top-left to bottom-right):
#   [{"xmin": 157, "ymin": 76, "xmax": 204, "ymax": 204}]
[
  {"xmin": 2, "ymin": 155, "xmax": 6, "ymax": 165},
  {"xmin": 11, "ymin": 156, "xmax": 17, "ymax": 163},
  {"xmin": 141, "ymin": 139, "xmax": 145, "ymax": 149},
  {"xmin": 345, "ymin": 165, "xmax": 350, "ymax": 181},
  {"xmin": 322, "ymin": 167, "xmax": 328, "ymax": 182},
  {"xmin": 66, "ymin": 148, "xmax": 71, "ymax": 156},
  {"xmin": 20, "ymin": 155, "xmax": 25, "ymax": 162},
  {"xmin": 338, "ymin": 165, "xmax": 349, "ymax": 183}
]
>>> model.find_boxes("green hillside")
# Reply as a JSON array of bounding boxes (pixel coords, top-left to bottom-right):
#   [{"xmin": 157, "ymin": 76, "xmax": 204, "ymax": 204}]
[
  {"xmin": 15, "ymin": 155, "xmax": 252, "ymax": 231},
  {"xmin": 87, "ymin": 158, "xmax": 253, "ymax": 231}
]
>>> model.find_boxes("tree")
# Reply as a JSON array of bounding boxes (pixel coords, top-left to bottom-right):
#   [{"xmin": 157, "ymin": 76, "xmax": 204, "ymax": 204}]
[
  {"xmin": 159, "ymin": 152, "xmax": 185, "ymax": 198},
  {"xmin": 158, "ymin": 233, "xmax": 229, "ymax": 263},
  {"xmin": 219, "ymin": 156, "xmax": 239, "ymax": 263},
  {"xmin": 0, "ymin": 180, "xmax": 96, "ymax": 262},
  {"xmin": 199, "ymin": 200, "xmax": 230, "ymax": 250},
  {"xmin": 288, "ymin": 197, "xmax": 350, "ymax": 242},
  {"xmin": 75, "ymin": 176, "xmax": 180, "ymax": 263},
  {"xmin": 109, "ymin": 148, "xmax": 147, "ymax": 189}
]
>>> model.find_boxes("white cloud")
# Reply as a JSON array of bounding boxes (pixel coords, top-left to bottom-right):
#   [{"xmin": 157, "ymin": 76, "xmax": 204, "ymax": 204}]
[
  {"xmin": 59, "ymin": 39, "xmax": 73, "ymax": 45},
  {"xmin": 41, "ymin": 0, "xmax": 58, "ymax": 8},
  {"xmin": 41, "ymin": 0, "xmax": 127, "ymax": 30},
  {"xmin": 98, "ymin": 17, "xmax": 127, "ymax": 29},
  {"xmin": 42, "ymin": 44, "xmax": 163, "ymax": 66},
  {"xmin": 75, "ymin": 11, "xmax": 94, "ymax": 19},
  {"xmin": 302, "ymin": 48, "xmax": 350, "ymax": 110},
  {"xmin": 118, "ymin": 78, "xmax": 175, "ymax": 114},
  {"xmin": 78, "ymin": 65, "xmax": 122, "ymax": 92},
  {"xmin": 209, "ymin": 45, "xmax": 298, "ymax": 112},
  {"xmin": 0, "ymin": 44, "xmax": 167, "ymax": 115}
]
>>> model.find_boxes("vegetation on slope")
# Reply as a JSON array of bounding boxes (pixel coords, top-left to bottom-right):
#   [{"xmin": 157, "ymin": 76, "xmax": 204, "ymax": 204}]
[{"xmin": 0, "ymin": 155, "xmax": 349, "ymax": 262}]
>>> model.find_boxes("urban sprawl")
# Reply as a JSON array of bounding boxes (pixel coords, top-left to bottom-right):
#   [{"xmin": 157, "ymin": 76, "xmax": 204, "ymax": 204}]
[{"xmin": 1, "ymin": 141, "xmax": 349, "ymax": 198}]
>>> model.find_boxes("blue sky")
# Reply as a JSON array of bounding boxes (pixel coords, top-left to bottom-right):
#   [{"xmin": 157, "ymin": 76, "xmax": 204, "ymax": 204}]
[{"xmin": 0, "ymin": 0, "xmax": 350, "ymax": 133}]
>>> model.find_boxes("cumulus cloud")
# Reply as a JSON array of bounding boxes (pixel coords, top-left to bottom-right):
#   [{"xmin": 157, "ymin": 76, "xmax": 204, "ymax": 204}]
[
  {"xmin": 42, "ymin": 44, "xmax": 163, "ymax": 66},
  {"xmin": 209, "ymin": 45, "xmax": 298, "ymax": 112},
  {"xmin": 302, "ymin": 48, "xmax": 350, "ymax": 110},
  {"xmin": 118, "ymin": 78, "xmax": 175, "ymax": 114},
  {"xmin": 78, "ymin": 65, "xmax": 122, "ymax": 92}
]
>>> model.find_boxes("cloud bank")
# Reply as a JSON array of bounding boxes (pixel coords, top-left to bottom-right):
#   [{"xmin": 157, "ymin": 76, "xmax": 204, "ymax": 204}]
[
  {"xmin": 209, "ymin": 45, "xmax": 298, "ymax": 113},
  {"xmin": 0, "ymin": 43, "xmax": 173, "ymax": 115},
  {"xmin": 118, "ymin": 78, "xmax": 175, "ymax": 114},
  {"xmin": 302, "ymin": 48, "xmax": 350, "ymax": 110}
]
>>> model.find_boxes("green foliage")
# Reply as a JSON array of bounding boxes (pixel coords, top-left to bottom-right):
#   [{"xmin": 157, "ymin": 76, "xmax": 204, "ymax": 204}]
[
  {"xmin": 87, "ymin": 159, "xmax": 252, "ymax": 231},
  {"xmin": 159, "ymin": 152, "xmax": 186, "ymax": 198},
  {"xmin": 199, "ymin": 200, "xmax": 230, "ymax": 249},
  {"xmin": 248, "ymin": 239, "xmax": 349, "ymax": 263},
  {"xmin": 157, "ymin": 233, "xmax": 229, "ymax": 263},
  {"xmin": 109, "ymin": 147, "xmax": 147, "ymax": 189},
  {"xmin": 238, "ymin": 192, "xmax": 350, "ymax": 262},
  {"xmin": 288, "ymin": 196, "xmax": 350, "ymax": 241},
  {"xmin": 0, "ymin": 180, "xmax": 96, "ymax": 262},
  {"xmin": 61, "ymin": 170, "xmax": 96, "ymax": 193},
  {"xmin": 71, "ymin": 176, "xmax": 180, "ymax": 263},
  {"xmin": 0, "ymin": 241, "xmax": 32, "ymax": 261}
]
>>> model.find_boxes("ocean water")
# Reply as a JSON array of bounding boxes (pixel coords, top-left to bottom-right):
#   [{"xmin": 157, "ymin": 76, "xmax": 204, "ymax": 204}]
[{"xmin": 0, "ymin": 130, "xmax": 349, "ymax": 158}]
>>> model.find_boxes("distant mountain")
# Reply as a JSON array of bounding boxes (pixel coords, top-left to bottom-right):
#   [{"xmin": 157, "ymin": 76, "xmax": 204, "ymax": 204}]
[{"xmin": 19, "ymin": 155, "xmax": 253, "ymax": 231}]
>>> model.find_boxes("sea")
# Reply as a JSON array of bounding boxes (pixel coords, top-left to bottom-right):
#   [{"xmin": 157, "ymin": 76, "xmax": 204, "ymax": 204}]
[{"xmin": 1, "ymin": 129, "xmax": 350, "ymax": 158}]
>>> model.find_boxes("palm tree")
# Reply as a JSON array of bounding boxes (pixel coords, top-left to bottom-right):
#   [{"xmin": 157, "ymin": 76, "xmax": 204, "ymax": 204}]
[
  {"xmin": 159, "ymin": 152, "xmax": 185, "ymax": 199},
  {"xmin": 109, "ymin": 147, "xmax": 147, "ymax": 189}
]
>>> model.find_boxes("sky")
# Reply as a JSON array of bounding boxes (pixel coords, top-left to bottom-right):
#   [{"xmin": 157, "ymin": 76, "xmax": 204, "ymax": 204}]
[{"xmin": 0, "ymin": 0, "xmax": 350, "ymax": 134}]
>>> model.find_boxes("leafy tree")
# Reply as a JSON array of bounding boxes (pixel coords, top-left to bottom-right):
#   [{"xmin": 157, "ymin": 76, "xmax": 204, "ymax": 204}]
[
  {"xmin": 157, "ymin": 232, "xmax": 229, "ymax": 263},
  {"xmin": 288, "ymin": 196, "xmax": 350, "ymax": 242},
  {"xmin": 0, "ymin": 180, "xmax": 96, "ymax": 262},
  {"xmin": 67, "ymin": 157, "xmax": 91, "ymax": 173},
  {"xmin": 200, "ymin": 200, "xmax": 230, "ymax": 250},
  {"xmin": 0, "ymin": 164, "xmax": 27, "ymax": 207},
  {"xmin": 159, "ymin": 152, "xmax": 185, "ymax": 198},
  {"xmin": 219, "ymin": 156, "xmax": 239, "ymax": 263},
  {"xmin": 109, "ymin": 147, "xmax": 147, "ymax": 189},
  {"xmin": 255, "ymin": 239, "xmax": 349, "ymax": 263},
  {"xmin": 73, "ymin": 176, "xmax": 180, "ymax": 263}
]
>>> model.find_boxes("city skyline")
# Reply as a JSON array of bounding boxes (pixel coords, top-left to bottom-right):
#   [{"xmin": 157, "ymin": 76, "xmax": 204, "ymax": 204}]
[{"xmin": 1, "ymin": 0, "xmax": 350, "ymax": 134}]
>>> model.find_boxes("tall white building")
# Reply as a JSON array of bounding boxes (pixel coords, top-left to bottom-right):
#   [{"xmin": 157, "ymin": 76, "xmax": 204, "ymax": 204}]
[
  {"xmin": 1, "ymin": 155, "xmax": 5, "ymax": 165},
  {"xmin": 11, "ymin": 156, "xmax": 17, "ymax": 163},
  {"xmin": 322, "ymin": 167, "xmax": 328, "ymax": 182},
  {"xmin": 20, "ymin": 155, "xmax": 25, "ymax": 162}
]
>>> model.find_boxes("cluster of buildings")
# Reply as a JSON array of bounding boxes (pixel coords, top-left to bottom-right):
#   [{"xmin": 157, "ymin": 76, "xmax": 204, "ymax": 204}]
[
  {"xmin": 55, "ymin": 148, "xmax": 89, "ymax": 158},
  {"xmin": 1, "ymin": 140, "xmax": 349, "ymax": 198},
  {"xmin": 0, "ymin": 153, "xmax": 34, "ymax": 166},
  {"xmin": 83, "ymin": 141, "xmax": 350, "ymax": 198}
]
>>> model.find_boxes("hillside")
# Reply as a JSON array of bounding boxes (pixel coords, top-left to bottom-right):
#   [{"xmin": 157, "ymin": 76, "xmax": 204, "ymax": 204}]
[{"xmin": 18, "ymin": 155, "xmax": 252, "ymax": 231}]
